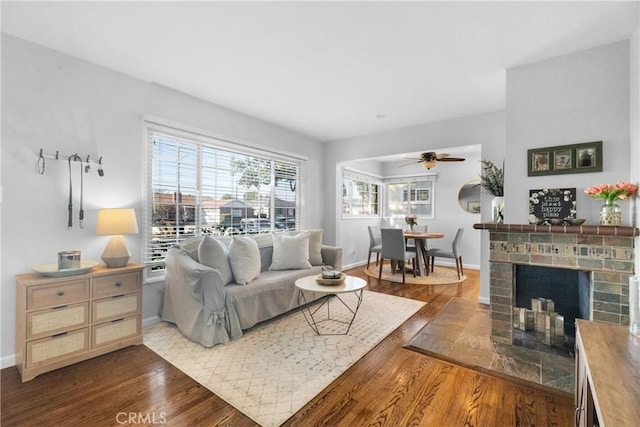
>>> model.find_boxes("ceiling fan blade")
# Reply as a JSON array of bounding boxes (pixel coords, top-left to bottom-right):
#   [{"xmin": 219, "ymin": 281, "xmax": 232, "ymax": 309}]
[
  {"xmin": 398, "ymin": 160, "xmax": 422, "ymax": 167},
  {"xmin": 437, "ymin": 157, "xmax": 466, "ymax": 162}
]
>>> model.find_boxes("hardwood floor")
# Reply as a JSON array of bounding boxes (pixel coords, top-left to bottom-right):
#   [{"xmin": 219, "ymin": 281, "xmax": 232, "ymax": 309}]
[{"xmin": 1, "ymin": 266, "xmax": 574, "ymax": 426}]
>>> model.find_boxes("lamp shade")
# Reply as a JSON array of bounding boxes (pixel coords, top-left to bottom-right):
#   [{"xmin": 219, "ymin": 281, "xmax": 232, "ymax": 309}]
[{"xmin": 96, "ymin": 208, "xmax": 139, "ymax": 236}]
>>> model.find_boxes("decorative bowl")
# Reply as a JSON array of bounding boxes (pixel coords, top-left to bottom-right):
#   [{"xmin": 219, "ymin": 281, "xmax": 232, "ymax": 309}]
[
  {"xmin": 566, "ymin": 218, "xmax": 586, "ymax": 226},
  {"xmin": 315, "ymin": 273, "xmax": 346, "ymax": 286},
  {"xmin": 548, "ymin": 218, "xmax": 564, "ymax": 225},
  {"xmin": 529, "ymin": 217, "xmax": 545, "ymax": 225}
]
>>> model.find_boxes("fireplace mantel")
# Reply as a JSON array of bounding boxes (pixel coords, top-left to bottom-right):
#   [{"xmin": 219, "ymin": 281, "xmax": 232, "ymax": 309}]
[{"xmin": 474, "ymin": 222, "xmax": 640, "ymax": 237}]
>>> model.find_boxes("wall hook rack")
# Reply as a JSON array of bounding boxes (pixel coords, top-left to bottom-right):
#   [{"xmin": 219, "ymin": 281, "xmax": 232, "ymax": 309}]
[{"xmin": 36, "ymin": 148, "xmax": 105, "ymax": 176}]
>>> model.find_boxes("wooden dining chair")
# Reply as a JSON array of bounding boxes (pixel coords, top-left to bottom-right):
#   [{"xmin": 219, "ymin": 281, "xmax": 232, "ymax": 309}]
[
  {"xmin": 379, "ymin": 228, "xmax": 416, "ymax": 284},
  {"xmin": 367, "ymin": 225, "xmax": 382, "ymax": 269},
  {"xmin": 427, "ymin": 228, "xmax": 464, "ymax": 279}
]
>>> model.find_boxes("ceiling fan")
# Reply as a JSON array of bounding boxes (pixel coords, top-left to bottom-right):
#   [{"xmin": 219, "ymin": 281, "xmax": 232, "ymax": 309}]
[{"xmin": 400, "ymin": 152, "xmax": 466, "ymax": 170}]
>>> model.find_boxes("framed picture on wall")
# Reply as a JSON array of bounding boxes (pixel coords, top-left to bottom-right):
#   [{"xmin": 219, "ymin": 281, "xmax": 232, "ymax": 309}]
[
  {"xmin": 467, "ymin": 201, "xmax": 481, "ymax": 214},
  {"xmin": 553, "ymin": 149, "xmax": 572, "ymax": 170},
  {"xmin": 531, "ymin": 151, "xmax": 550, "ymax": 172},
  {"xmin": 528, "ymin": 141, "xmax": 602, "ymax": 176}
]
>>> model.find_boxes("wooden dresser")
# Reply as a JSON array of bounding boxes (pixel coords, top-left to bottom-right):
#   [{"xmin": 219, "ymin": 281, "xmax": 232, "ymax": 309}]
[
  {"xmin": 15, "ymin": 264, "xmax": 143, "ymax": 382},
  {"xmin": 575, "ymin": 319, "xmax": 640, "ymax": 426}
]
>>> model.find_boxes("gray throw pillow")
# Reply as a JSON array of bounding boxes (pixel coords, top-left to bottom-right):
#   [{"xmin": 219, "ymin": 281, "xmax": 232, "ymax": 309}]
[{"xmin": 198, "ymin": 235, "xmax": 233, "ymax": 285}]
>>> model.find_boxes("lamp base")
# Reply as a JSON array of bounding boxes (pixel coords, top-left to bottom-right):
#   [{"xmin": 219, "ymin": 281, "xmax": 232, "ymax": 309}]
[{"xmin": 101, "ymin": 235, "xmax": 130, "ymax": 268}]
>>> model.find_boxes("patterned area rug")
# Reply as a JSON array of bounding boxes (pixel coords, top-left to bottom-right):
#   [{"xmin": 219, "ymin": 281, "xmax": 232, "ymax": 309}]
[{"xmin": 144, "ymin": 290, "xmax": 424, "ymax": 427}]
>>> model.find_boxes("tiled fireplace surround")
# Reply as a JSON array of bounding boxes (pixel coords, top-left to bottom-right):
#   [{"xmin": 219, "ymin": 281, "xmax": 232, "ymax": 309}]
[{"xmin": 474, "ymin": 223, "xmax": 639, "ymax": 346}]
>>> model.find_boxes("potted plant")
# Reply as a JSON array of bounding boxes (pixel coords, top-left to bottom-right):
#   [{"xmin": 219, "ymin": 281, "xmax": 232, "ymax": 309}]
[{"xmin": 479, "ymin": 160, "xmax": 504, "ymax": 223}]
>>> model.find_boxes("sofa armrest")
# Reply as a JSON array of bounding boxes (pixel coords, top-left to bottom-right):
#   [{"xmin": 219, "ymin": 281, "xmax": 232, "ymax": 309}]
[
  {"xmin": 163, "ymin": 247, "xmax": 240, "ymax": 346},
  {"xmin": 321, "ymin": 245, "xmax": 343, "ymax": 271},
  {"xmin": 165, "ymin": 247, "xmax": 226, "ymax": 306}
]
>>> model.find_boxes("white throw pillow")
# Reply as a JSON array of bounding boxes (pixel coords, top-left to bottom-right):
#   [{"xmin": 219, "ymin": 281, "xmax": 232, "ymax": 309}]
[
  {"xmin": 270, "ymin": 231, "xmax": 312, "ymax": 271},
  {"xmin": 229, "ymin": 236, "xmax": 261, "ymax": 285},
  {"xmin": 198, "ymin": 235, "xmax": 233, "ymax": 285},
  {"xmin": 286, "ymin": 229, "xmax": 324, "ymax": 265}
]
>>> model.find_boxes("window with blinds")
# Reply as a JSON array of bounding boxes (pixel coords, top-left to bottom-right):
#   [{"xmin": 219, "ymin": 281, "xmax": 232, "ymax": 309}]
[
  {"xmin": 342, "ymin": 170, "xmax": 381, "ymax": 217},
  {"xmin": 145, "ymin": 123, "xmax": 303, "ymax": 269}
]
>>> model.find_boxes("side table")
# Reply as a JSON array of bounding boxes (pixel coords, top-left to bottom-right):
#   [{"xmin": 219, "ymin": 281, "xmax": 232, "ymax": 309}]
[{"xmin": 295, "ymin": 275, "xmax": 367, "ymax": 335}]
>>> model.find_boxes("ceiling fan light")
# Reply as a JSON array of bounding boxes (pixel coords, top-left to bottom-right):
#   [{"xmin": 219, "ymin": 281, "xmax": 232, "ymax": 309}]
[{"xmin": 422, "ymin": 160, "xmax": 437, "ymax": 169}]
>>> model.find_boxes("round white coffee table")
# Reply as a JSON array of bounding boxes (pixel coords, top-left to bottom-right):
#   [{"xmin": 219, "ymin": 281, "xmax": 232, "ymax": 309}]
[{"xmin": 295, "ymin": 275, "xmax": 367, "ymax": 335}]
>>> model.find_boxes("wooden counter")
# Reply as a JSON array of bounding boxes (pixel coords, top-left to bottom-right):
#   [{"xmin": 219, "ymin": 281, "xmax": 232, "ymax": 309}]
[{"xmin": 575, "ymin": 319, "xmax": 640, "ymax": 426}]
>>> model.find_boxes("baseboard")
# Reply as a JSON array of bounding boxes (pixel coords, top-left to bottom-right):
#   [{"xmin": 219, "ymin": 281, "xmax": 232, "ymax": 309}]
[
  {"xmin": 1, "ymin": 354, "xmax": 15, "ymax": 369},
  {"xmin": 143, "ymin": 315, "xmax": 162, "ymax": 328},
  {"xmin": 478, "ymin": 296, "xmax": 490, "ymax": 305}
]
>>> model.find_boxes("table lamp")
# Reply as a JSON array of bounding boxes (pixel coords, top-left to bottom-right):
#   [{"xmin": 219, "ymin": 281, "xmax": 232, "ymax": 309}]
[{"xmin": 96, "ymin": 208, "xmax": 139, "ymax": 268}]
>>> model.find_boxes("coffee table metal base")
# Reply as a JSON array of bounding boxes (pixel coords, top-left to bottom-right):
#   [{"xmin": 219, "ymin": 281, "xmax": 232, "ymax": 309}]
[{"xmin": 297, "ymin": 289, "xmax": 364, "ymax": 335}]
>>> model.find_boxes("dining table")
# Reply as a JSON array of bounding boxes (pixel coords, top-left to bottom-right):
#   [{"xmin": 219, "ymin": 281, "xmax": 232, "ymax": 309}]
[{"xmin": 403, "ymin": 231, "xmax": 444, "ymax": 276}]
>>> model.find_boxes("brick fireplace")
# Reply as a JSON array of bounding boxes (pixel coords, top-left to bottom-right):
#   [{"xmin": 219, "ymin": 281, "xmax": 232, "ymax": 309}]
[{"xmin": 474, "ymin": 223, "xmax": 638, "ymax": 346}]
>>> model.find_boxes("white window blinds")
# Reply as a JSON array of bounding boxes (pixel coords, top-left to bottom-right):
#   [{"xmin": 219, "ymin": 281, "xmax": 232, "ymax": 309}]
[{"xmin": 144, "ymin": 123, "xmax": 303, "ymax": 269}]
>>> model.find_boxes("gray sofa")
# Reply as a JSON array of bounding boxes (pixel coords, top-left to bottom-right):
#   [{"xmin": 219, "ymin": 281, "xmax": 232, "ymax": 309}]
[{"xmin": 161, "ymin": 233, "xmax": 343, "ymax": 347}]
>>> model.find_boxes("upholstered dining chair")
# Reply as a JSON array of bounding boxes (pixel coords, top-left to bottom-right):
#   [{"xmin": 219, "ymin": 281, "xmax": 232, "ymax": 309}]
[
  {"xmin": 379, "ymin": 228, "xmax": 416, "ymax": 284},
  {"xmin": 427, "ymin": 227, "xmax": 464, "ymax": 279},
  {"xmin": 367, "ymin": 225, "xmax": 382, "ymax": 269}
]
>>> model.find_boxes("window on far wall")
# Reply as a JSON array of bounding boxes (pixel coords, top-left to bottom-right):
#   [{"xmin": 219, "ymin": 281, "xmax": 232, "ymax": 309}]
[
  {"xmin": 385, "ymin": 176, "xmax": 436, "ymax": 219},
  {"xmin": 342, "ymin": 170, "xmax": 381, "ymax": 217},
  {"xmin": 144, "ymin": 122, "xmax": 304, "ymax": 271}
]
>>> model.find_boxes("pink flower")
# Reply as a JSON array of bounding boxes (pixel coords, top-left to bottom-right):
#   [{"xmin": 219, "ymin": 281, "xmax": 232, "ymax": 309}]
[{"xmin": 584, "ymin": 181, "xmax": 638, "ymax": 202}]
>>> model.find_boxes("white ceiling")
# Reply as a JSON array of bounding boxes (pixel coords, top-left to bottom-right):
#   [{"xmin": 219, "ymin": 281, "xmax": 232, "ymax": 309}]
[{"xmin": 2, "ymin": 1, "xmax": 639, "ymax": 142}]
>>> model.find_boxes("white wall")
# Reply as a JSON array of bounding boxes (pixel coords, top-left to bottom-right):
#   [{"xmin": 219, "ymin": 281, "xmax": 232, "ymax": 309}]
[
  {"xmin": 323, "ymin": 112, "xmax": 505, "ymax": 290},
  {"xmin": 631, "ymin": 27, "xmax": 640, "ymax": 273},
  {"xmin": 0, "ymin": 35, "xmax": 324, "ymax": 366},
  {"xmin": 505, "ymin": 41, "xmax": 631, "ymax": 224}
]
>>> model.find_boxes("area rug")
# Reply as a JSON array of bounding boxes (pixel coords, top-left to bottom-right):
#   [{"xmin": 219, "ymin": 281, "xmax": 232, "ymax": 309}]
[
  {"xmin": 144, "ymin": 290, "xmax": 424, "ymax": 427},
  {"xmin": 363, "ymin": 266, "xmax": 466, "ymax": 286},
  {"xmin": 405, "ymin": 298, "xmax": 574, "ymax": 394}
]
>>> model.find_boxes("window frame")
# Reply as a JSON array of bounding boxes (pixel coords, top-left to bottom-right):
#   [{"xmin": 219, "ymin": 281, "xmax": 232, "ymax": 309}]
[
  {"xmin": 143, "ymin": 120, "xmax": 306, "ymax": 275},
  {"xmin": 341, "ymin": 169, "xmax": 383, "ymax": 219},
  {"xmin": 384, "ymin": 174, "xmax": 436, "ymax": 220}
]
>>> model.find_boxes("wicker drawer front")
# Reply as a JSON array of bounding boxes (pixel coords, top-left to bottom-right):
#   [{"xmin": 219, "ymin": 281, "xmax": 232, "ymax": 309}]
[
  {"xmin": 27, "ymin": 279, "xmax": 90, "ymax": 310},
  {"xmin": 92, "ymin": 293, "xmax": 140, "ymax": 323},
  {"xmin": 92, "ymin": 315, "xmax": 140, "ymax": 348},
  {"xmin": 26, "ymin": 328, "xmax": 89, "ymax": 368},
  {"xmin": 92, "ymin": 272, "xmax": 140, "ymax": 299},
  {"xmin": 27, "ymin": 302, "xmax": 89, "ymax": 340}
]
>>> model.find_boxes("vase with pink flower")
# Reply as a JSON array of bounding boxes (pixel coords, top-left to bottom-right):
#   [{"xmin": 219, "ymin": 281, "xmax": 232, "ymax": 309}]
[{"xmin": 584, "ymin": 181, "xmax": 638, "ymax": 226}]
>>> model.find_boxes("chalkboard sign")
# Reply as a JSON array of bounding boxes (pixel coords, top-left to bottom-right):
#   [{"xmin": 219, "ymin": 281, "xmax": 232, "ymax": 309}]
[{"xmin": 529, "ymin": 188, "xmax": 576, "ymax": 221}]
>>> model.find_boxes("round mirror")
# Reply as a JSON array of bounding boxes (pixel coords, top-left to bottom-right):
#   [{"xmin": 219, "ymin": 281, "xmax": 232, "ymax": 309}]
[{"xmin": 458, "ymin": 179, "xmax": 481, "ymax": 214}]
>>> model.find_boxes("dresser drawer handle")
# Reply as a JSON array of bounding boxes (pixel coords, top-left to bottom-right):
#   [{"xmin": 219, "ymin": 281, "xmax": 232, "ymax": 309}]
[
  {"xmin": 52, "ymin": 332, "xmax": 68, "ymax": 338},
  {"xmin": 52, "ymin": 305, "xmax": 68, "ymax": 310},
  {"xmin": 112, "ymin": 318, "xmax": 124, "ymax": 323},
  {"xmin": 115, "ymin": 282, "xmax": 122, "ymax": 288},
  {"xmin": 57, "ymin": 291, "xmax": 65, "ymax": 296},
  {"xmin": 111, "ymin": 294, "xmax": 125, "ymax": 299}
]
